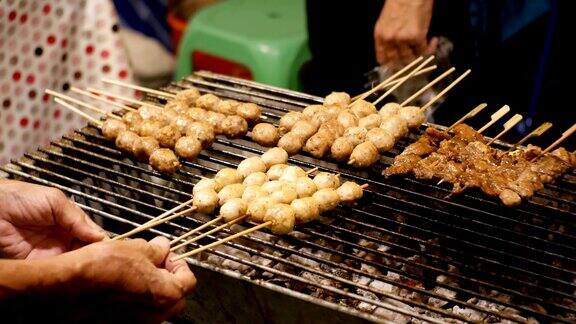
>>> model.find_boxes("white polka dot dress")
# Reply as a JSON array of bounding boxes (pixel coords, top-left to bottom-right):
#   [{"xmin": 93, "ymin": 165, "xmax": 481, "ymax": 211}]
[{"xmin": 0, "ymin": 0, "xmax": 135, "ymax": 165}]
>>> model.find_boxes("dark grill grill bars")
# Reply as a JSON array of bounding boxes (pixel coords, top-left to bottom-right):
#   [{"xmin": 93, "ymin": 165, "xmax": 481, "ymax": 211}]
[{"xmin": 1, "ymin": 71, "xmax": 575, "ymax": 323}]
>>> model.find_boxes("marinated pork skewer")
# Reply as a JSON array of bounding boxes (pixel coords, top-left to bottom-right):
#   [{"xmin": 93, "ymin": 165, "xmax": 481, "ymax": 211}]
[
  {"xmin": 478, "ymin": 105, "xmax": 510, "ymax": 133},
  {"xmin": 540, "ymin": 123, "xmax": 576, "ymax": 156},
  {"xmin": 487, "ymin": 114, "xmax": 523, "ymax": 145},
  {"xmin": 507, "ymin": 122, "xmax": 552, "ymax": 152}
]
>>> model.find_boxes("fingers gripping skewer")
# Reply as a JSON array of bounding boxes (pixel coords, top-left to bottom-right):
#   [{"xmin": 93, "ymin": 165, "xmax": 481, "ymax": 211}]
[
  {"xmin": 508, "ymin": 122, "xmax": 553, "ymax": 151},
  {"xmin": 541, "ymin": 123, "xmax": 576, "ymax": 155},
  {"xmin": 400, "ymin": 67, "xmax": 456, "ymax": 107},
  {"xmin": 447, "ymin": 103, "xmax": 488, "ymax": 131},
  {"xmin": 71, "ymin": 87, "xmax": 138, "ymax": 112},
  {"xmin": 171, "ymin": 221, "xmax": 272, "ymax": 261},
  {"xmin": 477, "ymin": 105, "xmax": 510, "ymax": 134},
  {"xmin": 350, "ymin": 56, "xmax": 424, "ymax": 105},
  {"xmin": 169, "ymin": 216, "xmax": 223, "ymax": 244},
  {"xmin": 102, "ymin": 78, "xmax": 176, "ymax": 99},
  {"xmin": 419, "ymin": 69, "xmax": 472, "ymax": 112},
  {"xmin": 87, "ymin": 87, "xmax": 163, "ymax": 109},
  {"xmin": 47, "ymin": 89, "xmax": 122, "ymax": 120},
  {"xmin": 373, "ymin": 56, "xmax": 436, "ymax": 105},
  {"xmin": 54, "ymin": 98, "xmax": 103, "ymax": 127},
  {"xmin": 170, "ymin": 216, "xmax": 248, "ymax": 251},
  {"xmin": 487, "ymin": 114, "xmax": 523, "ymax": 145}
]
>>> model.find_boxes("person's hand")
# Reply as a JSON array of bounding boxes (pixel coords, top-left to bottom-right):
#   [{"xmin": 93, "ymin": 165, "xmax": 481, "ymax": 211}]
[
  {"xmin": 0, "ymin": 180, "xmax": 107, "ymax": 260},
  {"xmin": 374, "ymin": 0, "xmax": 437, "ymax": 67},
  {"xmin": 59, "ymin": 236, "xmax": 196, "ymax": 323}
]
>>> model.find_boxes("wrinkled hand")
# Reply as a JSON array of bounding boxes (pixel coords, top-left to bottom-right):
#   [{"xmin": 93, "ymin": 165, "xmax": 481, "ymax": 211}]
[
  {"xmin": 374, "ymin": 0, "xmax": 437, "ymax": 67},
  {"xmin": 60, "ymin": 237, "xmax": 196, "ymax": 323},
  {"xmin": 0, "ymin": 180, "xmax": 106, "ymax": 259}
]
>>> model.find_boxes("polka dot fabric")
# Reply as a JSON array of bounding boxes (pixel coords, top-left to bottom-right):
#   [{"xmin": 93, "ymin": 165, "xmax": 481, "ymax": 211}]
[{"xmin": 0, "ymin": 0, "xmax": 134, "ymax": 166}]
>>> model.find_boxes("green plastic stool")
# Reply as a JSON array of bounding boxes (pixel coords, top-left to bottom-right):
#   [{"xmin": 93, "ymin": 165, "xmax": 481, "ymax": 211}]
[{"xmin": 174, "ymin": 0, "xmax": 311, "ymax": 90}]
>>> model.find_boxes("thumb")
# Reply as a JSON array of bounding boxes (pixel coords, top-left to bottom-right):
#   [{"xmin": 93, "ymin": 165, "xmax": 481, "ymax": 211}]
[{"xmin": 55, "ymin": 197, "xmax": 106, "ymax": 243}]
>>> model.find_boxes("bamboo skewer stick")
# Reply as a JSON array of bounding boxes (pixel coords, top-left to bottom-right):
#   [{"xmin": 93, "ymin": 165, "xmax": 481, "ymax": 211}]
[
  {"xmin": 487, "ymin": 114, "xmax": 523, "ymax": 145},
  {"xmin": 54, "ymin": 98, "xmax": 103, "ymax": 127},
  {"xmin": 170, "ymin": 216, "xmax": 224, "ymax": 245},
  {"xmin": 102, "ymin": 78, "xmax": 176, "ymax": 98},
  {"xmin": 71, "ymin": 87, "xmax": 138, "ymax": 112},
  {"xmin": 373, "ymin": 56, "xmax": 436, "ymax": 105},
  {"xmin": 478, "ymin": 105, "xmax": 510, "ymax": 134},
  {"xmin": 170, "ymin": 216, "xmax": 248, "ymax": 251},
  {"xmin": 112, "ymin": 198, "xmax": 194, "ymax": 240},
  {"xmin": 306, "ymin": 167, "xmax": 319, "ymax": 174},
  {"xmin": 46, "ymin": 89, "xmax": 122, "ymax": 120},
  {"xmin": 86, "ymin": 87, "xmax": 163, "ymax": 109},
  {"xmin": 541, "ymin": 123, "xmax": 576, "ymax": 155},
  {"xmin": 349, "ymin": 64, "xmax": 437, "ymax": 102},
  {"xmin": 171, "ymin": 221, "xmax": 272, "ymax": 261},
  {"xmin": 400, "ymin": 67, "xmax": 456, "ymax": 107},
  {"xmin": 447, "ymin": 103, "xmax": 488, "ymax": 131},
  {"xmin": 114, "ymin": 207, "xmax": 196, "ymax": 241},
  {"xmin": 350, "ymin": 56, "xmax": 425, "ymax": 105},
  {"xmin": 508, "ymin": 122, "xmax": 553, "ymax": 151},
  {"xmin": 419, "ymin": 69, "xmax": 471, "ymax": 112}
]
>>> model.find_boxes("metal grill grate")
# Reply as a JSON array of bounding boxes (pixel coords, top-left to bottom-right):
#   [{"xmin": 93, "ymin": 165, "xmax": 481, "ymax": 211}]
[{"xmin": 1, "ymin": 71, "xmax": 574, "ymax": 323}]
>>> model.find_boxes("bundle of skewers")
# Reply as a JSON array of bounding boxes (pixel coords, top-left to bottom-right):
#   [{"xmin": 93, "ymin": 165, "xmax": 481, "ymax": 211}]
[
  {"xmin": 111, "ymin": 147, "xmax": 368, "ymax": 261},
  {"xmin": 384, "ymin": 103, "xmax": 576, "ymax": 206}
]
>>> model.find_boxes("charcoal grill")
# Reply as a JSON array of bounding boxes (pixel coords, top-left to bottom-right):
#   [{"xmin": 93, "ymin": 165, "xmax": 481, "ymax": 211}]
[{"xmin": 1, "ymin": 71, "xmax": 575, "ymax": 323}]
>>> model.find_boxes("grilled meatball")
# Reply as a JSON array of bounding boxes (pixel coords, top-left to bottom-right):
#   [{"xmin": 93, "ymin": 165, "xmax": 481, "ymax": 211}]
[
  {"xmin": 279, "ymin": 166, "xmax": 306, "ymax": 184},
  {"xmin": 264, "ymin": 203, "xmax": 295, "ymax": 234},
  {"xmin": 295, "ymin": 176, "xmax": 317, "ymax": 198},
  {"xmin": 139, "ymin": 120, "xmax": 165, "ymax": 137},
  {"xmin": 154, "ymin": 124, "xmax": 181, "ymax": 148},
  {"xmin": 243, "ymin": 171, "xmax": 268, "ymax": 186},
  {"xmin": 398, "ymin": 105, "xmax": 426, "ymax": 128},
  {"xmin": 324, "ymin": 91, "xmax": 351, "ymax": 106},
  {"xmin": 174, "ymin": 88, "xmax": 201, "ymax": 107},
  {"xmin": 173, "ymin": 115, "xmax": 193, "ymax": 134},
  {"xmin": 291, "ymin": 197, "xmax": 320, "ymax": 224},
  {"xmin": 149, "ymin": 148, "xmax": 180, "ymax": 174},
  {"xmin": 174, "ymin": 136, "xmax": 202, "ymax": 161},
  {"xmin": 378, "ymin": 102, "xmax": 401, "ymax": 120},
  {"xmin": 133, "ymin": 136, "xmax": 160, "ymax": 161},
  {"xmin": 242, "ymin": 185, "xmax": 268, "ymax": 202},
  {"xmin": 251, "ymin": 123, "xmax": 279, "ymax": 147},
  {"xmin": 193, "ymin": 178, "xmax": 223, "ymax": 194},
  {"xmin": 366, "ymin": 128, "xmax": 394, "ymax": 153},
  {"xmin": 337, "ymin": 110, "xmax": 359, "ymax": 129},
  {"xmin": 337, "ymin": 181, "xmax": 364, "ymax": 202},
  {"xmin": 184, "ymin": 107, "xmax": 207, "ymax": 122},
  {"xmin": 291, "ymin": 120, "xmax": 318, "ymax": 141},
  {"xmin": 138, "ymin": 105, "xmax": 163, "ymax": 120},
  {"xmin": 186, "ymin": 121, "xmax": 215, "ymax": 149},
  {"xmin": 278, "ymin": 132, "xmax": 304, "ymax": 155},
  {"xmin": 215, "ymin": 99, "xmax": 240, "ymax": 115},
  {"xmin": 122, "ymin": 111, "xmax": 143, "ymax": 133},
  {"xmin": 331, "ymin": 137, "xmax": 354, "ymax": 161},
  {"xmin": 358, "ymin": 114, "xmax": 382, "ymax": 130},
  {"xmin": 193, "ymin": 189, "xmax": 219, "ymax": 214},
  {"xmin": 313, "ymin": 112, "xmax": 332, "ymax": 127},
  {"xmin": 302, "ymin": 105, "xmax": 328, "ymax": 119},
  {"xmin": 162, "ymin": 107, "xmax": 180, "ymax": 125},
  {"xmin": 304, "ymin": 132, "xmax": 332, "ymax": 158},
  {"xmin": 215, "ymin": 168, "xmax": 243, "ymax": 186},
  {"xmin": 261, "ymin": 180, "xmax": 284, "ymax": 194},
  {"xmin": 344, "ymin": 127, "xmax": 368, "ymax": 147},
  {"xmin": 279, "ymin": 111, "xmax": 304, "ymax": 134},
  {"xmin": 267, "ymin": 164, "xmax": 288, "ymax": 180},
  {"xmin": 319, "ymin": 119, "xmax": 345, "ymax": 137},
  {"xmin": 350, "ymin": 99, "xmax": 377, "ymax": 119},
  {"xmin": 196, "ymin": 93, "xmax": 220, "ymax": 110},
  {"xmin": 221, "ymin": 115, "xmax": 248, "ymax": 138},
  {"xmin": 269, "ymin": 184, "xmax": 298, "ymax": 204},
  {"xmin": 312, "ymin": 188, "xmax": 340, "ymax": 212},
  {"xmin": 165, "ymin": 100, "xmax": 189, "ymax": 114},
  {"xmin": 349, "ymin": 141, "xmax": 379, "ymax": 168},
  {"xmin": 205, "ymin": 112, "xmax": 227, "ymax": 134},
  {"xmin": 380, "ymin": 114, "xmax": 409, "ymax": 140},
  {"xmin": 261, "ymin": 147, "xmax": 289, "ymax": 168},
  {"xmin": 220, "ymin": 198, "xmax": 248, "ymax": 222},
  {"xmin": 247, "ymin": 197, "xmax": 272, "ymax": 223},
  {"xmin": 115, "ymin": 130, "xmax": 139, "ymax": 153},
  {"xmin": 236, "ymin": 103, "xmax": 262, "ymax": 124},
  {"xmin": 326, "ymin": 104, "xmax": 344, "ymax": 118},
  {"xmin": 237, "ymin": 156, "xmax": 267, "ymax": 178},
  {"xmin": 218, "ymin": 183, "xmax": 245, "ymax": 205},
  {"xmin": 313, "ymin": 172, "xmax": 340, "ymax": 190},
  {"xmin": 102, "ymin": 119, "xmax": 127, "ymax": 141}
]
